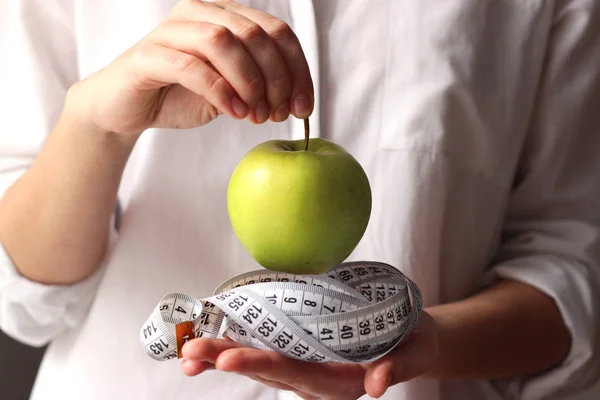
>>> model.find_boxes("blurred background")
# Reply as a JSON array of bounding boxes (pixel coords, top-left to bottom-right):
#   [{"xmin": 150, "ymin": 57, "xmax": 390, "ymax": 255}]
[{"xmin": 2, "ymin": 328, "xmax": 600, "ymax": 399}]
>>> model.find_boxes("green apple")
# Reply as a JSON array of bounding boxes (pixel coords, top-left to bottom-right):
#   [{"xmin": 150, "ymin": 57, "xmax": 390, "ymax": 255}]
[{"xmin": 227, "ymin": 133, "xmax": 372, "ymax": 275}]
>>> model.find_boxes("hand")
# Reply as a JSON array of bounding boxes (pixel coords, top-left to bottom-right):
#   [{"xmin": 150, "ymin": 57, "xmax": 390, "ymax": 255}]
[
  {"xmin": 181, "ymin": 311, "xmax": 438, "ymax": 399},
  {"xmin": 68, "ymin": 0, "xmax": 314, "ymax": 137}
]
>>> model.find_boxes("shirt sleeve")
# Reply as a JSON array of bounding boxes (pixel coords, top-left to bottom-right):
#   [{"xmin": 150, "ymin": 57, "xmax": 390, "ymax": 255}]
[
  {"xmin": 484, "ymin": 1, "xmax": 600, "ymax": 398},
  {"xmin": 0, "ymin": 0, "xmax": 113, "ymax": 348}
]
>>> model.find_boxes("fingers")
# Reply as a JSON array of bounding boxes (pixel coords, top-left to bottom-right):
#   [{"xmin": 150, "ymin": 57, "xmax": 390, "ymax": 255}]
[
  {"xmin": 181, "ymin": 338, "xmax": 319, "ymax": 398},
  {"xmin": 181, "ymin": 359, "xmax": 214, "ymax": 376},
  {"xmin": 150, "ymin": 21, "xmax": 264, "ymax": 121},
  {"xmin": 217, "ymin": 1, "xmax": 314, "ymax": 118},
  {"xmin": 182, "ymin": 338, "xmax": 245, "ymax": 362},
  {"xmin": 184, "ymin": 2, "xmax": 293, "ymax": 122},
  {"xmin": 167, "ymin": 0, "xmax": 313, "ymax": 122},
  {"xmin": 215, "ymin": 347, "xmax": 365, "ymax": 398},
  {"xmin": 180, "ymin": 338, "xmax": 243, "ymax": 376},
  {"xmin": 123, "ymin": 42, "xmax": 246, "ymax": 120}
]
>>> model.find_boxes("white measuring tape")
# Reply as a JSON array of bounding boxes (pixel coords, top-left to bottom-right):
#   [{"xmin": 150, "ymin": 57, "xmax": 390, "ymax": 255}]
[{"xmin": 140, "ymin": 261, "xmax": 422, "ymax": 364}]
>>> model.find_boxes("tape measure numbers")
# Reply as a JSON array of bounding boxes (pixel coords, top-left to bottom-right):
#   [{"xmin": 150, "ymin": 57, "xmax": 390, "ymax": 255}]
[{"xmin": 140, "ymin": 261, "xmax": 423, "ymax": 364}]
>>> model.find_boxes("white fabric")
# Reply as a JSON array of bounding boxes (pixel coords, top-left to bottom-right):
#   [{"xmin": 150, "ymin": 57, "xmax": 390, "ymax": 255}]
[{"xmin": 1, "ymin": 0, "xmax": 600, "ymax": 399}]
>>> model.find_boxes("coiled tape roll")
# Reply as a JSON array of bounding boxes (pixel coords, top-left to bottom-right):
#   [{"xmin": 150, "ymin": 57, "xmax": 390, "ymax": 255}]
[{"xmin": 140, "ymin": 261, "xmax": 422, "ymax": 364}]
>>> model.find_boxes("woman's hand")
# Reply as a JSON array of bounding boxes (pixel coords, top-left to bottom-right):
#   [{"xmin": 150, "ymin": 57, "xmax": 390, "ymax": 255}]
[
  {"xmin": 181, "ymin": 311, "xmax": 438, "ymax": 399},
  {"xmin": 70, "ymin": 0, "xmax": 314, "ymax": 137}
]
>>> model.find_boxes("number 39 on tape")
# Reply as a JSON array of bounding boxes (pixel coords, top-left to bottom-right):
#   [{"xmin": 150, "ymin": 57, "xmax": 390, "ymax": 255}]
[{"xmin": 139, "ymin": 261, "xmax": 423, "ymax": 364}]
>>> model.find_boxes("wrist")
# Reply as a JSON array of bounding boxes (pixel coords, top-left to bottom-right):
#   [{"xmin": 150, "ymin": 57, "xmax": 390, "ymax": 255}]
[
  {"xmin": 62, "ymin": 80, "xmax": 141, "ymax": 150},
  {"xmin": 49, "ymin": 103, "xmax": 138, "ymax": 177},
  {"xmin": 420, "ymin": 305, "xmax": 449, "ymax": 380}
]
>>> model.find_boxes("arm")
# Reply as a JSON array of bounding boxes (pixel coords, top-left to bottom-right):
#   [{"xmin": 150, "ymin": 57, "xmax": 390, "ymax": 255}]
[
  {"xmin": 0, "ymin": 0, "xmax": 315, "ymax": 286},
  {"xmin": 396, "ymin": 0, "xmax": 600, "ymax": 392},
  {"xmin": 0, "ymin": 100, "xmax": 135, "ymax": 285},
  {"xmin": 459, "ymin": 0, "xmax": 600, "ymax": 396},
  {"xmin": 0, "ymin": 0, "xmax": 314, "ymax": 345},
  {"xmin": 427, "ymin": 279, "xmax": 571, "ymax": 380},
  {"xmin": 384, "ymin": 0, "xmax": 600, "ymax": 392}
]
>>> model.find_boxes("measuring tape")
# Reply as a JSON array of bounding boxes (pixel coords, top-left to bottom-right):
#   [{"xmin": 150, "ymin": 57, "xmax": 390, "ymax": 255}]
[{"xmin": 140, "ymin": 261, "xmax": 422, "ymax": 364}]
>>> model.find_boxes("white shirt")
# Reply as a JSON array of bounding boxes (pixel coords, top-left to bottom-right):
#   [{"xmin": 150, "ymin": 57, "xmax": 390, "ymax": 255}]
[{"xmin": 2, "ymin": 0, "xmax": 600, "ymax": 399}]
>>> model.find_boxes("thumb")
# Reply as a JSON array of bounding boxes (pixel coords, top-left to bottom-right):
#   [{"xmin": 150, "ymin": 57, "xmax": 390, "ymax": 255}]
[
  {"xmin": 363, "ymin": 311, "xmax": 438, "ymax": 398},
  {"xmin": 151, "ymin": 85, "xmax": 221, "ymax": 129}
]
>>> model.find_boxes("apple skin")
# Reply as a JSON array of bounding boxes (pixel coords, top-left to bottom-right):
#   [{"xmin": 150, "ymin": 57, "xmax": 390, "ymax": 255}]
[{"xmin": 227, "ymin": 138, "xmax": 372, "ymax": 275}]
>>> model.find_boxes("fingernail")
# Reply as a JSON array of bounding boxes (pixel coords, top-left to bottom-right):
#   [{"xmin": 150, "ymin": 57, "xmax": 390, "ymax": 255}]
[
  {"xmin": 231, "ymin": 97, "xmax": 248, "ymax": 118},
  {"xmin": 274, "ymin": 102, "xmax": 289, "ymax": 121},
  {"xmin": 255, "ymin": 101, "xmax": 270, "ymax": 123},
  {"xmin": 293, "ymin": 93, "xmax": 312, "ymax": 118}
]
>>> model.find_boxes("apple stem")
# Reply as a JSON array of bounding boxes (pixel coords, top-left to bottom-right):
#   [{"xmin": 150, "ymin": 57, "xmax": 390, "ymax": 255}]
[{"xmin": 304, "ymin": 118, "xmax": 310, "ymax": 151}]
